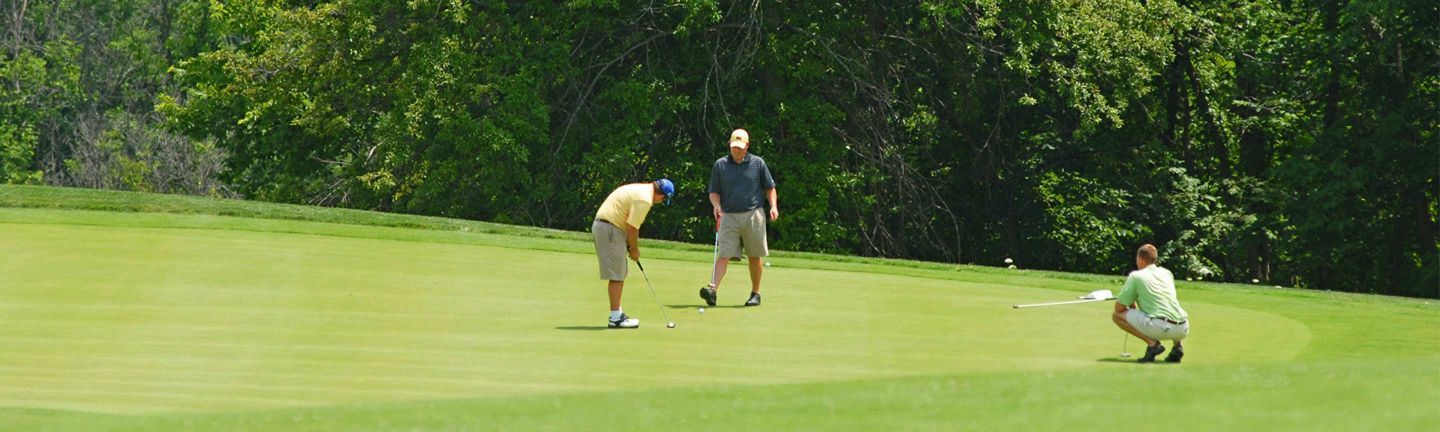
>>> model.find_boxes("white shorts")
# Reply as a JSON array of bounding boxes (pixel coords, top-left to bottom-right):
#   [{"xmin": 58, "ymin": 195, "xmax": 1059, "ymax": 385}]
[{"xmin": 1125, "ymin": 308, "xmax": 1189, "ymax": 342}]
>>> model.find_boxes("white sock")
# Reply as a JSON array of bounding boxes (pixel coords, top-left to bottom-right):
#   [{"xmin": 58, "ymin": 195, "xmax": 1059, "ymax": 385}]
[{"xmin": 609, "ymin": 309, "xmax": 623, "ymax": 321}]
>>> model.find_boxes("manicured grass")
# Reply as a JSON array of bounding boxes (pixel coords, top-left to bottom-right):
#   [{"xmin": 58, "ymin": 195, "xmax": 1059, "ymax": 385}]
[{"xmin": 1, "ymin": 186, "xmax": 1436, "ymax": 430}]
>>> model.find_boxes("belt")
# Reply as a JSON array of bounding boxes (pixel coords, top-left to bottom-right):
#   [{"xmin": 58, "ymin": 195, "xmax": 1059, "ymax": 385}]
[
  {"xmin": 595, "ymin": 219, "xmax": 615, "ymax": 227},
  {"xmin": 1154, "ymin": 316, "xmax": 1187, "ymax": 325}
]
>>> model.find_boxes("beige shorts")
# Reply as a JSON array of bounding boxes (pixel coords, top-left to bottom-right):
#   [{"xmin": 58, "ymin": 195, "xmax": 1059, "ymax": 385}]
[
  {"xmin": 1125, "ymin": 308, "xmax": 1189, "ymax": 341},
  {"xmin": 592, "ymin": 220, "xmax": 628, "ymax": 281},
  {"xmin": 718, "ymin": 208, "xmax": 769, "ymax": 259}
]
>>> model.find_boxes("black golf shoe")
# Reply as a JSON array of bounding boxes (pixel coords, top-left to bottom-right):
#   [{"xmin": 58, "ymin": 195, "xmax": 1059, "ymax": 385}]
[
  {"xmin": 1137, "ymin": 343, "xmax": 1166, "ymax": 363},
  {"xmin": 744, "ymin": 292, "xmax": 762, "ymax": 307},
  {"xmin": 699, "ymin": 285, "xmax": 717, "ymax": 307},
  {"xmin": 1164, "ymin": 346, "xmax": 1184, "ymax": 363}
]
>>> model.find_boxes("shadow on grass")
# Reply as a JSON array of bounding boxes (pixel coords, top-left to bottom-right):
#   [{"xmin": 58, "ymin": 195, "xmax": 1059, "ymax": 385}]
[
  {"xmin": 1095, "ymin": 358, "xmax": 1182, "ymax": 365},
  {"xmin": 665, "ymin": 304, "xmax": 746, "ymax": 309},
  {"xmin": 1095, "ymin": 358, "xmax": 1137, "ymax": 363},
  {"xmin": 554, "ymin": 326, "xmax": 609, "ymax": 331}
]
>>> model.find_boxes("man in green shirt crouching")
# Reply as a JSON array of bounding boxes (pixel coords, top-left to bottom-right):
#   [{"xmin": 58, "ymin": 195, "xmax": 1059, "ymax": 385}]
[{"xmin": 1113, "ymin": 244, "xmax": 1190, "ymax": 363}]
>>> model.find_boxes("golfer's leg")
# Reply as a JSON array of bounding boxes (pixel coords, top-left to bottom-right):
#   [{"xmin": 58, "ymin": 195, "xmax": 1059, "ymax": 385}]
[
  {"xmin": 595, "ymin": 221, "xmax": 628, "ymax": 314},
  {"xmin": 1114, "ymin": 311, "xmax": 1157, "ymax": 346},
  {"xmin": 713, "ymin": 259, "xmax": 729, "ymax": 289},
  {"xmin": 748, "ymin": 257, "xmax": 763, "ymax": 293},
  {"xmin": 743, "ymin": 209, "xmax": 769, "ymax": 294},
  {"xmin": 607, "ymin": 280, "xmax": 624, "ymax": 311},
  {"xmin": 714, "ymin": 215, "xmax": 744, "ymax": 290}
]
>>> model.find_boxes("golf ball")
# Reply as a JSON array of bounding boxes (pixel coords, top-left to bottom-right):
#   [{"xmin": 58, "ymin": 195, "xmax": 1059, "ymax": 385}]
[
  {"xmin": 764, "ymin": 262, "xmax": 771, "ymax": 267},
  {"xmin": 699, "ymin": 308, "xmax": 705, "ymax": 313},
  {"xmin": 666, "ymin": 322, "xmax": 676, "ymax": 328}
]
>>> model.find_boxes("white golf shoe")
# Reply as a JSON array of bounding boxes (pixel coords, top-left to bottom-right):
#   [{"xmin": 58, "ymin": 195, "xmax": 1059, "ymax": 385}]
[{"xmin": 608, "ymin": 313, "xmax": 639, "ymax": 329}]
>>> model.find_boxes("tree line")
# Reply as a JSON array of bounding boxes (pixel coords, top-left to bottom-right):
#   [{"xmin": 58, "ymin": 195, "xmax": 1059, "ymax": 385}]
[{"xmin": 2, "ymin": 0, "xmax": 1435, "ymax": 297}]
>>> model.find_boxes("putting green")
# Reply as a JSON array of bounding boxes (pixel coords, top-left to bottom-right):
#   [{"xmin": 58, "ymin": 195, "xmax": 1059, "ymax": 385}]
[{"xmin": 0, "ymin": 190, "xmax": 1436, "ymax": 430}]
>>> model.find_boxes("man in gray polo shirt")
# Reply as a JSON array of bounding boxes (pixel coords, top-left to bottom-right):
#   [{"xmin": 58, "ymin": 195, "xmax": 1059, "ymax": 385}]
[
  {"xmin": 700, "ymin": 128, "xmax": 778, "ymax": 307},
  {"xmin": 1113, "ymin": 244, "xmax": 1190, "ymax": 363}
]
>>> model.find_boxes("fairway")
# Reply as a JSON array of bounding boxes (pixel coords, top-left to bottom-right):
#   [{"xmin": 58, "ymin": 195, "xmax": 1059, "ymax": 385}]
[{"xmin": 0, "ymin": 192, "xmax": 1437, "ymax": 430}]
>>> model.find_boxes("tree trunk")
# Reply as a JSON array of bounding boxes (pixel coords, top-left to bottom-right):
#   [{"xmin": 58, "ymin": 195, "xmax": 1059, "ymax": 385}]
[
  {"xmin": 1236, "ymin": 52, "xmax": 1269, "ymax": 178},
  {"xmin": 158, "ymin": 0, "xmax": 173, "ymax": 63},
  {"xmin": 7, "ymin": 0, "xmax": 30, "ymax": 91},
  {"xmin": 1164, "ymin": 40, "xmax": 1189, "ymax": 169},
  {"xmin": 1320, "ymin": 0, "xmax": 1344, "ymax": 128},
  {"xmin": 1182, "ymin": 42, "xmax": 1230, "ymax": 178}
]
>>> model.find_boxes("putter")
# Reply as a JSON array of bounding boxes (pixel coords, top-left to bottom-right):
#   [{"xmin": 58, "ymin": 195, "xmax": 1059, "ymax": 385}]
[
  {"xmin": 1012, "ymin": 289, "xmax": 1116, "ymax": 309},
  {"xmin": 635, "ymin": 260, "xmax": 675, "ymax": 328},
  {"xmin": 706, "ymin": 218, "xmax": 720, "ymax": 288},
  {"xmin": 1121, "ymin": 334, "xmax": 1132, "ymax": 357}
]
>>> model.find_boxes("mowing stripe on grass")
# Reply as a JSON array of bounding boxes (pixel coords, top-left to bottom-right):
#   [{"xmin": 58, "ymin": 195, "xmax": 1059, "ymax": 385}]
[{"xmin": 1, "ymin": 196, "xmax": 1436, "ymax": 430}]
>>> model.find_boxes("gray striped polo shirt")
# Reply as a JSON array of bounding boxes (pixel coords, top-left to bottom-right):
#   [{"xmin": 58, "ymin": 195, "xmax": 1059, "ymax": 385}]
[{"xmin": 709, "ymin": 154, "xmax": 776, "ymax": 213}]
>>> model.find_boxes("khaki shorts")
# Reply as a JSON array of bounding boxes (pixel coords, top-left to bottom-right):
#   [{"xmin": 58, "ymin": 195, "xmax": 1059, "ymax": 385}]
[
  {"xmin": 1125, "ymin": 308, "xmax": 1189, "ymax": 342},
  {"xmin": 718, "ymin": 208, "xmax": 769, "ymax": 259},
  {"xmin": 592, "ymin": 220, "xmax": 628, "ymax": 281}
]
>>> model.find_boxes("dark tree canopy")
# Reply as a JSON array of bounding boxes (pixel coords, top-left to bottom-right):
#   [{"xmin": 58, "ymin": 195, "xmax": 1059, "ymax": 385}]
[{"xmin": 3, "ymin": 0, "xmax": 1436, "ymax": 297}]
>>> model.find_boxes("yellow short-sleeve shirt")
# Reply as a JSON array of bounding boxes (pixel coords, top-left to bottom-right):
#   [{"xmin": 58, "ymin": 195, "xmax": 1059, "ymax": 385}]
[{"xmin": 594, "ymin": 183, "xmax": 656, "ymax": 229}]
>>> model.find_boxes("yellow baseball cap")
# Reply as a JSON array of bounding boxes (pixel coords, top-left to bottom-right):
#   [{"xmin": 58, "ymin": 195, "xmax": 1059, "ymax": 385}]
[{"xmin": 729, "ymin": 128, "xmax": 750, "ymax": 148}]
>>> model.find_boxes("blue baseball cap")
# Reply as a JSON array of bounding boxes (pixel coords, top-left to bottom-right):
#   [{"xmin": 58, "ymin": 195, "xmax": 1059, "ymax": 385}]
[{"xmin": 655, "ymin": 178, "xmax": 675, "ymax": 205}]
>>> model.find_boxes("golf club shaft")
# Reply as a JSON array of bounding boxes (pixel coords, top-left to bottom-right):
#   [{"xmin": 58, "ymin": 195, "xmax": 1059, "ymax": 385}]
[
  {"xmin": 709, "ymin": 218, "xmax": 720, "ymax": 287},
  {"xmin": 635, "ymin": 260, "xmax": 672, "ymax": 323},
  {"xmin": 1011, "ymin": 298, "xmax": 1108, "ymax": 308}
]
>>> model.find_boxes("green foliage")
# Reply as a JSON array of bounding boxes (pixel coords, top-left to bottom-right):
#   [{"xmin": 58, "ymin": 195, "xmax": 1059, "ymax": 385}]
[
  {"xmin": 163, "ymin": 0, "xmax": 562, "ymax": 221},
  {"xmin": 6, "ymin": 0, "xmax": 1436, "ymax": 296},
  {"xmin": 1037, "ymin": 171, "xmax": 1142, "ymax": 272},
  {"xmin": 2, "ymin": 0, "xmax": 227, "ymax": 193},
  {"xmin": 0, "ymin": 36, "xmax": 81, "ymax": 184},
  {"xmin": 0, "ymin": 123, "xmax": 42, "ymax": 184}
]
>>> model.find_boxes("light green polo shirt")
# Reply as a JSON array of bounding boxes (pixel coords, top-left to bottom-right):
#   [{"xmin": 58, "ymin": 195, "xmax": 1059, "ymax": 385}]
[{"xmin": 1116, "ymin": 264, "xmax": 1188, "ymax": 322}]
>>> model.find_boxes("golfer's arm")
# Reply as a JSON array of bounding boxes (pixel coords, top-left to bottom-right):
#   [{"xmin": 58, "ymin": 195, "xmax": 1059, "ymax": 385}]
[
  {"xmin": 766, "ymin": 188, "xmax": 777, "ymax": 210},
  {"xmin": 625, "ymin": 225, "xmax": 640, "ymax": 251},
  {"xmin": 709, "ymin": 193, "xmax": 722, "ymax": 211},
  {"xmin": 1113, "ymin": 302, "xmax": 1129, "ymax": 319}
]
